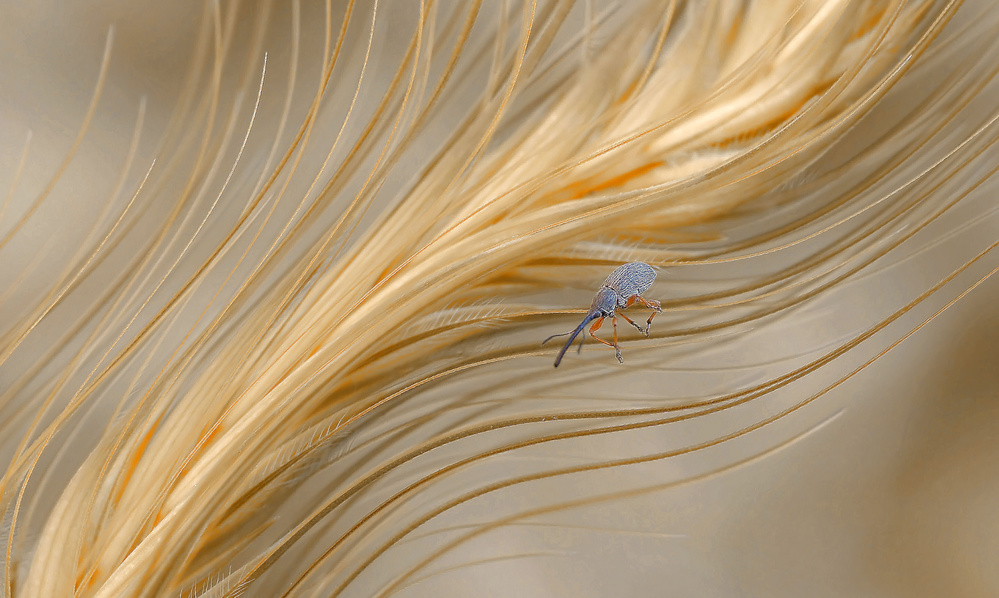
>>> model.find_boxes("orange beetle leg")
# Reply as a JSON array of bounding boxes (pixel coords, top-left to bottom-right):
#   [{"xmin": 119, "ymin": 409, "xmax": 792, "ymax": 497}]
[
  {"xmin": 588, "ymin": 316, "xmax": 623, "ymax": 363},
  {"xmin": 618, "ymin": 312, "xmax": 645, "ymax": 335},
  {"xmin": 634, "ymin": 295, "xmax": 662, "ymax": 332}
]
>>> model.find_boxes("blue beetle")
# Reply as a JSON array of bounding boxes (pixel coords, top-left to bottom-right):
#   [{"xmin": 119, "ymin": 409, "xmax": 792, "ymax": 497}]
[{"xmin": 543, "ymin": 262, "xmax": 661, "ymax": 367}]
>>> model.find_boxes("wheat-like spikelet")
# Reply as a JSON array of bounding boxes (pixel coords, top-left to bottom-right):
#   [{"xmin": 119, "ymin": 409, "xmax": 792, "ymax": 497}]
[{"xmin": 2, "ymin": 0, "xmax": 998, "ymax": 596}]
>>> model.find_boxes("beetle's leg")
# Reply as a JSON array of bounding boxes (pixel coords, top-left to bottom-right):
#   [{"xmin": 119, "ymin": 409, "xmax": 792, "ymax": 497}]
[
  {"xmin": 587, "ymin": 317, "xmax": 615, "ymax": 349},
  {"xmin": 588, "ymin": 317, "xmax": 623, "ymax": 363},
  {"xmin": 634, "ymin": 296, "xmax": 662, "ymax": 334},
  {"xmin": 640, "ymin": 296, "xmax": 662, "ymax": 311},
  {"xmin": 621, "ymin": 296, "xmax": 643, "ymax": 330},
  {"xmin": 575, "ymin": 316, "xmax": 601, "ymax": 353},
  {"xmin": 612, "ymin": 315, "xmax": 623, "ymax": 363},
  {"xmin": 623, "ymin": 295, "xmax": 659, "ymax": 335},
  {"xmin": 618, "ymin": 312, "xmax": 646, "ymax": 335}
]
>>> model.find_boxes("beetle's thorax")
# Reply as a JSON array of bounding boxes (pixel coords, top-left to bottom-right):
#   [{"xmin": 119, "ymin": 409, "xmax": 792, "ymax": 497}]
[{"xmin": 589, "ymin": 287, "xmax": 619, "ymax": 316}]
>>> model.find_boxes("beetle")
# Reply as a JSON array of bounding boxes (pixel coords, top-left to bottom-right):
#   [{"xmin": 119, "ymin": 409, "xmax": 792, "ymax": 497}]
[{"xmin": 542, "ymin": 262, "xmax": 662, "ymax": 367}]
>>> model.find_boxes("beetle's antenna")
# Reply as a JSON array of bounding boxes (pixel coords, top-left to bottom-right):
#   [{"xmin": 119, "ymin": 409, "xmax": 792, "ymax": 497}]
[{"xmin": 541, "ymin": 330, "xmax": 572, "ymax": 345}]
